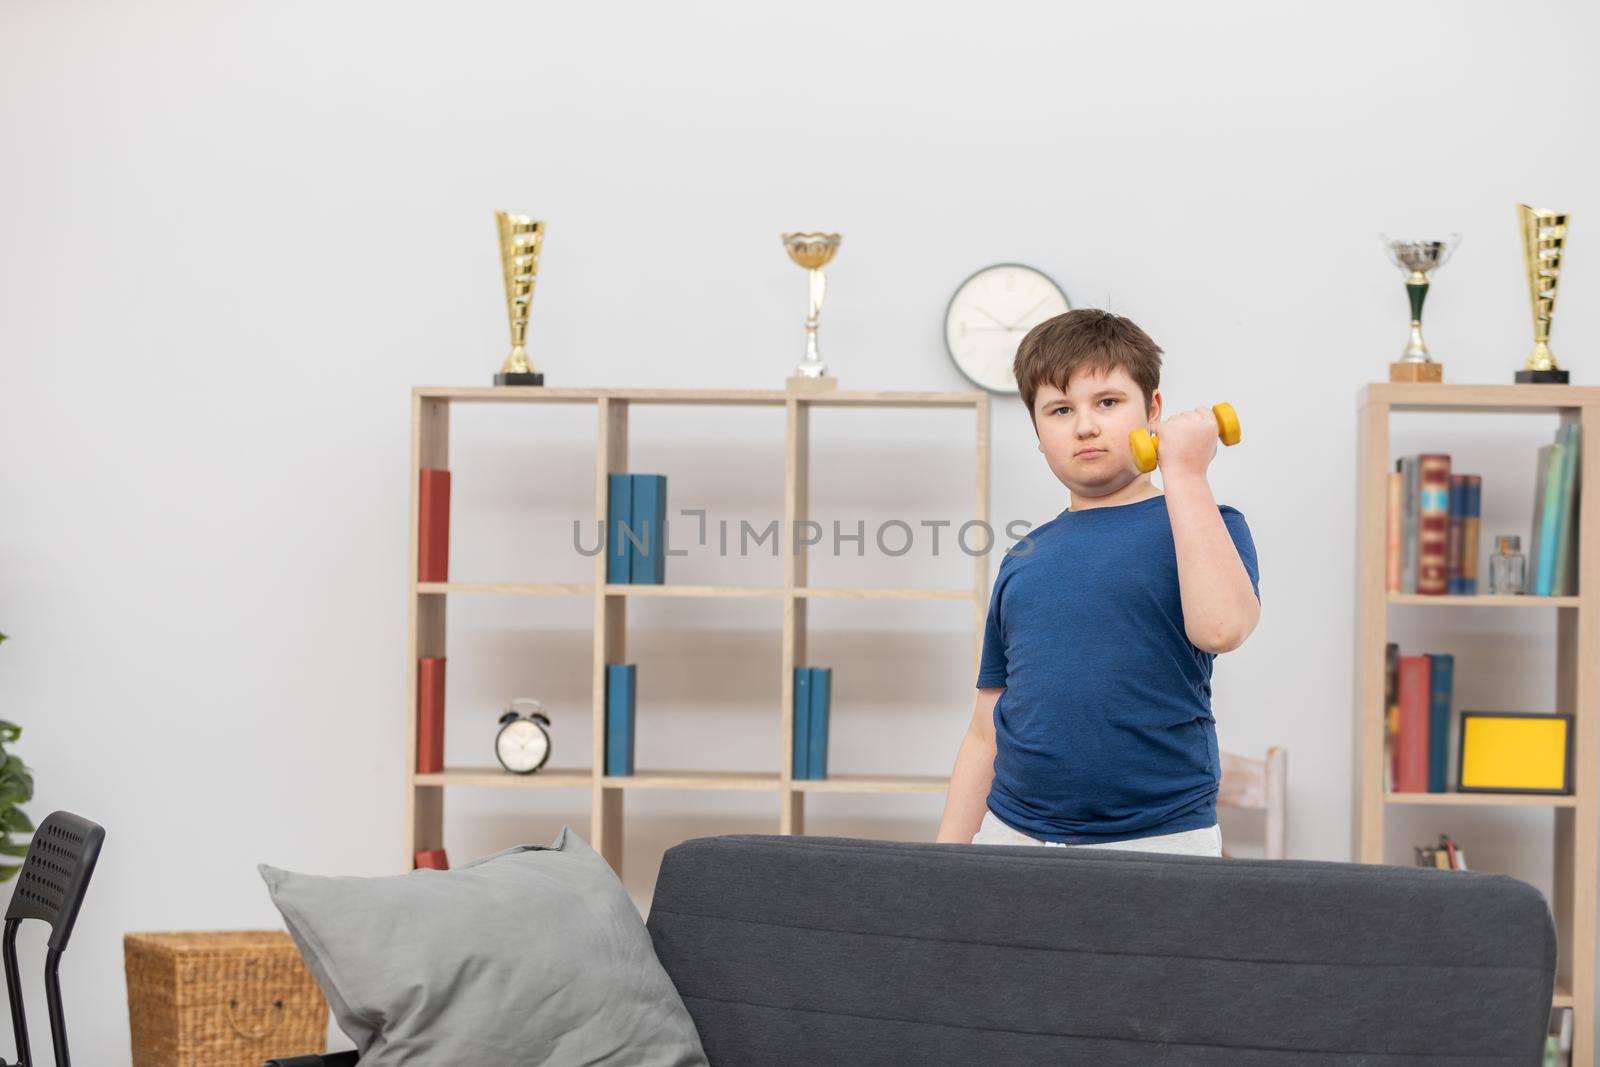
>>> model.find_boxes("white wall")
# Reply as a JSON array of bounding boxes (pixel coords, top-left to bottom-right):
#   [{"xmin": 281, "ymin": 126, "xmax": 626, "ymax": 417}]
[{"xmin": 2, "ymin": 1, "xmax": 1597, "ymax": 1060}]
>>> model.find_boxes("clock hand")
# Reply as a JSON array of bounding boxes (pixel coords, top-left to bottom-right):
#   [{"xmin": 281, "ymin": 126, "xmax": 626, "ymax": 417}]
[
  {"xmin": 969, "ymin": 305, "xmax": 1010, "ymax": 329},
  {"xmin": 1006, "ymin": 296, "xmax": 1052, "ymax": 329}
]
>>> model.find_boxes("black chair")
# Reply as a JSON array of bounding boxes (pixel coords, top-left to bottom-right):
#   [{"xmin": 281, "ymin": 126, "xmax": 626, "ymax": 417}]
[
  {"xmin": 0, "ymin": 811, "xmax": 104, "ymax": 1067},
  {"xmin": 262, "ymin": 1054, "xmax": 358, "ymax": 1066}
]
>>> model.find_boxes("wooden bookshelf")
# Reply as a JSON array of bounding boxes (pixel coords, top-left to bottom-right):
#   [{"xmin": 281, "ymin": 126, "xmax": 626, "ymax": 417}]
[
  {"xmin": 1353, "ymin": 382, "xmax": 1600, "ymax": 1064},
  {"xmin": 404, "ymin": 383, "xmax": 990, "ymax": 879}
]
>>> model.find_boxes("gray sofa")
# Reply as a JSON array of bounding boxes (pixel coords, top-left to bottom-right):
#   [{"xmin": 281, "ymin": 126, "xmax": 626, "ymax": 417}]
[{"xmin": 271, "ymin": 833, "xmax": 1558, "ymax": 1066}]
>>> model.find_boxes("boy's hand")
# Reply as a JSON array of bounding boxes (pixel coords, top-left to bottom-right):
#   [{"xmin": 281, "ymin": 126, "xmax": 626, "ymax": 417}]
[{"xmin": 1155, "ymin": 407, "xmax": 1218, "ymax": 479}]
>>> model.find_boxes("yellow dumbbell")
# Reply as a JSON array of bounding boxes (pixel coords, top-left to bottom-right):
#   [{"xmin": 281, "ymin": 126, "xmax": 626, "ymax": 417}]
[{"xmin": 1129, "ymin": 402, "xmax": 1241, "ymax": 474}]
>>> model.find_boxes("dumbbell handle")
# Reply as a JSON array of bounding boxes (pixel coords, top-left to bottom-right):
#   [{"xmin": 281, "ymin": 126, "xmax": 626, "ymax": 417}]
[{"xmin": 1129, "ymin": 402, "xmax": 1241, "ymax": 474}]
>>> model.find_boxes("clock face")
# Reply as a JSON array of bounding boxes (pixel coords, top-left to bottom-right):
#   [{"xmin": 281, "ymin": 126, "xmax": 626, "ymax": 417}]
[
  {"xmin": 944, "ymin": 264, "xmax": 1070, "ymax": 394},
  {"xmin": 496, "ymin": 718, "xmax": 549, "ymax": 774}
]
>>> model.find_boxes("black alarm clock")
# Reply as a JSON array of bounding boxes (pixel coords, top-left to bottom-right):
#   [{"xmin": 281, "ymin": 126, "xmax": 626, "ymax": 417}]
[{"xmin": 495, "ymin": 698, "xmax": 551, "ymax": 774}]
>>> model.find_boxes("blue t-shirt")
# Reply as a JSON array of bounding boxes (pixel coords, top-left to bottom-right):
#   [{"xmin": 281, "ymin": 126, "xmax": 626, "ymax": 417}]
[{"xmin": 976, "ymin": 493, "xmax": 1260, "ymax": 844}]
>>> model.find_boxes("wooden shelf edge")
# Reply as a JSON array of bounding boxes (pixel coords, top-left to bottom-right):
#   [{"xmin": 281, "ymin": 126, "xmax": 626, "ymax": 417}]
[
  {"xmin": 603, "ymin": 584, "xmax": 785, "ymax": 598},
  {"xmin": 1386, "ymin": 593, "xmax": 1581, "ymax": 608},
  {"xmin": 419, "ymin": 582, "xmax": 594, "ymax": 596},
  {"xmin": 601, "ymin": 771, "xmax": 781, "ymax": 792},
  {"xmin": 1359, "ymin": 381, "xmax": 1600, "ymax": 412},
  {"xmin": 596, "ymin": 584, "xmax": 977, "ymax": 600},
  {"xmin": 791, "ymin": 774, "xmax": 950, "ymax": 795},
  {"xmin": 413, "ymin": 385, "xmax": 986, "ymax": 408},
  {"xmin": 1384, "ymin": 791, "xmax": 1578, "ymax": 808},
  {"xmin": 1553, "ymin": 979, "xmax": 1574, "ymax": 1009},
  {"xmin": 414, "ymin": 768, "xmax": 595, "ymax": 788}
]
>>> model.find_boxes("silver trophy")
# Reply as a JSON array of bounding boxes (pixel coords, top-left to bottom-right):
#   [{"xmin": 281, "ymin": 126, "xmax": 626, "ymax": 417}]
[{"xmin": 1382, "ymin": 234, "xmax": 1459, "ymax": 381}]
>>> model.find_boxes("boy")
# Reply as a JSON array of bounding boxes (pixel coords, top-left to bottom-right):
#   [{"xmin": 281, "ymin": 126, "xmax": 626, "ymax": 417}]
[{"xmin": 935, "ymin": 309, "xmax": 1260, "ymax": 857}]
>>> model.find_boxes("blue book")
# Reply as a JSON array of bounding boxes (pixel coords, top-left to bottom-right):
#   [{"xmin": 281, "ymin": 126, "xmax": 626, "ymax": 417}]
[
  {"xmin": 1535, "ymin": 439, "xmax": 1569, "ymax": 596},
  {"xmin": 1552, "ymin": 423, "xmax": 1582, "ymax": 597},
  {"xmin": 605, "ymin": 663, "xmax": 636, "ymax": 776},
  {"xmin": 1462, "ymin": 476, "xmax": 1482, "ymax": 595},
  {"xmin": 807, "ymin": 667, "xmax": 831, "ymax": 781},
  {"xmin": 606, "ymin": 473, "xmax": 634, "ymax": 585},
  {"xmin": 1426, "ymin": 653, "xmax": 1453, "ymax": 793},
  {"xmin": 792, "ymin": 668, "xmax": 812, "ymax": 779},
  {"xmin": 630, "ymin": 474, "xmax": 668, "ymax": 584}
]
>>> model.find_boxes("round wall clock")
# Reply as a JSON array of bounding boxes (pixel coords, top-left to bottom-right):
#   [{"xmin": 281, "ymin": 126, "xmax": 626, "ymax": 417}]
[{"xmin": 944, "ymin": 264, "xmax": 1071, "ymax": 394}]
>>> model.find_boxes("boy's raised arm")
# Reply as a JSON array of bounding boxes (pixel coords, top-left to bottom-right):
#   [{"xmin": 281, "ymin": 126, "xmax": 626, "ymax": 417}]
[{"xmin": 1157, "ymin": 407, "xmax": 1259, "ymax": 654}]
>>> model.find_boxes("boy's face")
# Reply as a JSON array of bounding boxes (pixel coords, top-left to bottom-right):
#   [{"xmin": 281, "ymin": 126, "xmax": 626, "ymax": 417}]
[{"xmin": 1031, "ymin": 366, "xmax": 1162, "ymax": 497}]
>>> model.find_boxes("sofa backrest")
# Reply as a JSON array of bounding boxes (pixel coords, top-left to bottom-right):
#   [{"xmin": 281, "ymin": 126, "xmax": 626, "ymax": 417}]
[{"xmin": 645, "ymin": 835, "xmax": 1555, "ymax": 1066}]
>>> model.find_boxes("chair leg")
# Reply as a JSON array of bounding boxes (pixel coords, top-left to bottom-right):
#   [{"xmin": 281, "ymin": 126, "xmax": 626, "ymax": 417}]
[
  {"xmin": 44, "ymin": 949, "xmax": 67, "ymax": 1067},
  {"xmin": 3, "ymin": 920, "xmax": 30, "ymax": 1067}
]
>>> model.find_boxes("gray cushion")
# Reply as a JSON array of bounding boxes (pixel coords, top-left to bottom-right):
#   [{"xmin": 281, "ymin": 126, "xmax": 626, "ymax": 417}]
[
  {"xmin": 646, "ymin": 834, "xmax": 1556, "ymax": 1066},
  {"xmin": 259, "ymin": 827, "xmax": 707, "ymax": 1067}
]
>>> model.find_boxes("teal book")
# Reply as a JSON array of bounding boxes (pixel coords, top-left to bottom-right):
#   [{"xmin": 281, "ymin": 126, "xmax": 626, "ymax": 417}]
[
  {"xmin": 605, "ymin": 663, "xmax": 636, "ymax": 775},
  {"xmin": 1535, "ymin": 440, "xmax": 1568, "ymax": 595},
  {"xmin": 630, "ymin": 474, "xmax": 667, "ymax": 584},
  {"xmin": 1426, "ymin": 654, "xmax": 1452, "ymax": 793},
  {"xmin": 808, "ymin": 666, "xmax": 831, "ymax": 781},
  {"xmin": 606, "ymin": 473, "xmax": 634, "ymax": 585},
  {"xmin": 792, "ymin": 668, "xmax": 812, "ymax": 779},
  {"xmin": 1553, "ymin": 423, "xmax": 1582, "ymax": 597}
]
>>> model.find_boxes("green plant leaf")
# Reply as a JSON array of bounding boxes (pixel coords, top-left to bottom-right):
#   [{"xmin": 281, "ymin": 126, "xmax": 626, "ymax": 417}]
[
  {"xmin": 0, "ymin": 864, "xmax": 20, "ymax": 883},
  {"xmin": 1, "ymin": 808, "xmax": 33, "ymax": 833},
  {"xmin": 0, "ymin": 722, "xmax": 19, "ymax": 744},
  {"xmin": 0, "ymin": 843, "xmax": 28, "ymax": 858}
]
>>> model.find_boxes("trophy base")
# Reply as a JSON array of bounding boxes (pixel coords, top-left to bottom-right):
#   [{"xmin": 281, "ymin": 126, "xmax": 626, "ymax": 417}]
[
  {"xmin": 494, "ymin": 372, "xmax": 545, "ymax": 386},
  {"xmin": 1389, "ymin": 361, "xmax": 1442, "ymax": 383},
  {"xmin": 786, "ymin": 375, "xmax": 838, "ymax": 396},
  {"xmin": 1514, "ymin": 368, "xmax": 1570, "ymax": 385}
]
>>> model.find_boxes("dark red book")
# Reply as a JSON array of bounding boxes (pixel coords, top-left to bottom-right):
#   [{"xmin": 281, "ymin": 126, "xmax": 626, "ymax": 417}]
[
  {"xmin": 417, "ymin": 656, "xmax": 446, "ymax": 774},
  {"xmin": 1395, "ymin": 655, "xmax": 1432, "ymax": 792},
  {"xmin": 414, "ymin": 849, "xmax": 449, "ymax": 871},
  {"xmin": 418, "ymin": 469, "xmax": 451, "ymax": 582},
  {"xmin": 1417, "ymin": 455, "xmax": 1451, "ymax": 595}
]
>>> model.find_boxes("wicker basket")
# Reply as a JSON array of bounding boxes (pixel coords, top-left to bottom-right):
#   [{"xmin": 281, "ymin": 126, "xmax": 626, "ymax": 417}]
[{"xmin": 124, "ymin": 930, "xmax": 327, "ymax": 1067}]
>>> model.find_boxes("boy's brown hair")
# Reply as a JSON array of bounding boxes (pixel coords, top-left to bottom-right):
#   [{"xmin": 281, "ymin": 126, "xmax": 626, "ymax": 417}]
[{"xmin": 1013, "ymin": 308, "xmax": 1163, "ymax": 425}]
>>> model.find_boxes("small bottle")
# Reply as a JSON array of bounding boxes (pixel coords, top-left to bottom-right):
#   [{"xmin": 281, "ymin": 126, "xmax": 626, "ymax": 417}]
[{"xmin": 1488, "ymin": 535, "xmax": 1527, "ymax": 595}]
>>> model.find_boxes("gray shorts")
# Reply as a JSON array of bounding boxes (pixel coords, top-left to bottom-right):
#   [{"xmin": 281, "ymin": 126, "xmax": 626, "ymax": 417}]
[{"xmin": 972, "ymin": 809, "xmax": 1223, "ymax": 857}]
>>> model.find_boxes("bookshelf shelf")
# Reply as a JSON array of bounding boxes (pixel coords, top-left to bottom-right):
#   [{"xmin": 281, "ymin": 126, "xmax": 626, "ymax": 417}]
[
  {"xmin": 790, "ymin": 773, "xmax": 950, "ymax": 795},
  {"xmin": 1386, "ymin": 593, "xmax": 1581, "ymax": 608},
  {"xmin": 599, "ymin": 770, "xmax": 783, "ymax": 792},
  {"xmin": 1384, "ymin": 791, "xmax": 1579, "ymax": 808},
  {"xmin": 404, "ymin": 383, "xmax": 989, "ymax": 891},
  {"xmin": 414, "ymin": 768, "xmax": 595, "ymax": 789},
  {"xmin": 795, "ymin": 586, "xmax": 976, "ymax": 601},
  {"xmin": 418, "ymin": 582, "xmax": 594, "ymax": 596},
  {"xmin": 600, "ymin": 583, "xmax": 787, "ymax": 598},
  {"xmin": 1354, "ymin": 383, "xmax": 1597, "ymax": 1061}
]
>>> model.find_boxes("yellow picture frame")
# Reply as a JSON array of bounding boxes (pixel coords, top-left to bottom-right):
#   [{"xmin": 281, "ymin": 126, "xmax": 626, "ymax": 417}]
[{"xmin": 1456, "ymin": 711, "xmax": 1573, "ymax": 794}]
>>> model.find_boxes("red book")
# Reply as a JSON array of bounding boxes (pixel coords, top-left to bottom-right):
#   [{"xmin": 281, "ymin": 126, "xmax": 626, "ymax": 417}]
[
  {"xmin": 418, "ymin": 469, "xmax": 451, "ymax": 582},
  {"xmin": 1417, "ymin": 455, "xmax": 1451, "ymax": 595},
  {"xmin": 1395, "ymin": 655, "xmax": 1432, "ymax": 792},
  {"xmin": 417, "ymin": 657, "xmax": 446, "ymax": 774},
  {"xmin": 414, "ymin": 849, "xmax": 449, "ymax": 871}
]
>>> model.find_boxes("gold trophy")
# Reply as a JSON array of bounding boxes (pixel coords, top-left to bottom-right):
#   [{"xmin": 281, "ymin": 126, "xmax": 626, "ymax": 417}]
[
  {"xmin": 493, "ymin": 211, "xmax": 546, "ymax": 386},
  {"xmin": 1515, "ymin": 204, "xmax": 1571, "ymax": 384},
  {"xmin": 781, "ymin": 232, "xmax": 841, "ymax": 393},
  {"xmin": 1382, "ymin": 235, "xmax": 1459, "ymax": 382}
]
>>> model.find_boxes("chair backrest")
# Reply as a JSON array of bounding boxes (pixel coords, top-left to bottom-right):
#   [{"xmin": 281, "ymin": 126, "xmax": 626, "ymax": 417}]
[
  {"xmin": 1218, "ymin": 745, "xmax": 1287, "ymax": 858},
  {"xmin": 5, "ymin": 812, "xmax": 104, "ymax": 951},
  {"xmin": 3, "ymin": 810, "xmax": 105, "ymax": 1067}
]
